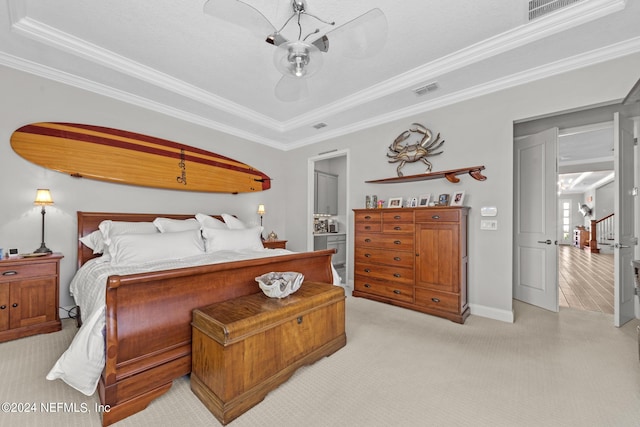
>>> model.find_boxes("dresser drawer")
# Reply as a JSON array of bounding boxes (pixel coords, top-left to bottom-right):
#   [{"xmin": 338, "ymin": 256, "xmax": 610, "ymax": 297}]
[
  {"xmin": 354, "ymin": 262, "xmax": 413, "ymax": 285},
  {"xmin": 0, "ymin": 262, "xmax": 57, "ymax": 283},
  {"xmin": 354, "ymin": 277, "xmax": 413, "ymax": 303},
  {"xmin": 355, "ymin": 247, "xmax": 414, "ymax": 268},
  {"xmin": 354, "ymin": 211, "xmax": 382, "ymax": 223},
  {"xmin": 382, "ymin": 211, "xmax": 414, "ymax": 223},
  {"xmin": 355, "ymin": 222, "xmax": 382, "ymax": 233},
  {"xmin": 382, "ymin": 223, "xmax": 415, "ymax": 233},
  {"xmin": 414, "ymin": 288, "xmax": 459, "ymax": 313},
  {"xmin": 354, "ymin": 233, "xmax": 414, "ymax": 251},
  {"xmin": 415, "ymin": 209, "xmax": 460, "ymax": 223}
]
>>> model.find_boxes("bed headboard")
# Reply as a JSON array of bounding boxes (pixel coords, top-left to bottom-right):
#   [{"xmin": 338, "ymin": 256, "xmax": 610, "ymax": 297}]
[{"xmin": 76, "ymin": 211, "xmax": 224, "ymax": 269}]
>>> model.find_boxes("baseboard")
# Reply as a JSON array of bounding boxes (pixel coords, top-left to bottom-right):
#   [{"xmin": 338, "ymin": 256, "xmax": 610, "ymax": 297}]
[{"xmin": 469, "ymin": 303, "xmax": 514, "ymax": 323}]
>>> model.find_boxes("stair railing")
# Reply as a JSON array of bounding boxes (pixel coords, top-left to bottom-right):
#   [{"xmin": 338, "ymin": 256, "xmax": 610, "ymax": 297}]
[{"xmin": 587, "ymin": 213, "xmax": 615, "ymax": 253}]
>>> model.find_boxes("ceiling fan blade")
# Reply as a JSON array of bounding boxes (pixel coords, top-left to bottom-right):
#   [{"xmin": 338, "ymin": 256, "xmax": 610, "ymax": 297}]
[
  {"xmin": 317, "ymin": 8, "xmax": 387, "ymax": 59},
  {"xmin": 203, "ymin": 0, "xmax": 276, "ymax": 39},
  {"xmin": 275, "ymin": 76, "xmax": 309, "ymax": 102}
]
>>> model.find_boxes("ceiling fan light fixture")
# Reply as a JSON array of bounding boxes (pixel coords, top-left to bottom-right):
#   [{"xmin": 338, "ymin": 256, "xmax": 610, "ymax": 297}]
[{"xmin": 274, "ymin": 41, "xmax": 323, "ymax": 78}]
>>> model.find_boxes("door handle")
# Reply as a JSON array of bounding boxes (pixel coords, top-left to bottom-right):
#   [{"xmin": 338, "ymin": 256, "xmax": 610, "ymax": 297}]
[
  {"xmin": 537, "ymin": 240, "xmax": 552, "ymax": 245},
  {"xmin": 614, "ymin": 243, "xmax": 630, "ymax": 249}
]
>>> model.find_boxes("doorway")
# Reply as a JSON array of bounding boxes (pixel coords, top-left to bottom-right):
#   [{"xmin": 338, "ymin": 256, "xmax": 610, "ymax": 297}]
[
  {"xmin": 513, "ymin": 101, "xmax": 638, "ymax": 326},
  {"xmin": 307, "ymin": 149, "xmax": 350, "ymax": 290}
]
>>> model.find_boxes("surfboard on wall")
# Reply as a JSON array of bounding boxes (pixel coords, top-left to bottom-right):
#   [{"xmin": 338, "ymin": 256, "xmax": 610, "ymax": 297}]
[{"xmin": 10, "ymin": 122, "xmax": 271, "ymax": 193}]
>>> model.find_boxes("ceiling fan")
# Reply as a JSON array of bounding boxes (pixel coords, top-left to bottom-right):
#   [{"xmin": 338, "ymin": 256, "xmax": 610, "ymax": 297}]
[{"xmin": 203, "ymin": 0, "xmax": 388, "ymax": 101}]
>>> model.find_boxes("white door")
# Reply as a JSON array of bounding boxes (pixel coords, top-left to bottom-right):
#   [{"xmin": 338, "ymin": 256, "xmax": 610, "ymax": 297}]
[
  {"xmin": 613, "ymin": 113, "xmax": 636, "ymax": 327},
  {"xmin": 514, "ymin": 128, "xmax": 559, "ymax": 312}
]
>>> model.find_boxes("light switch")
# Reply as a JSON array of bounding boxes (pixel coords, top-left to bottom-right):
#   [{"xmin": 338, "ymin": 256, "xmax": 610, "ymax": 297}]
[{"xmin": 480, "ymin": 220, "xmax": 498, "ymax": 230}]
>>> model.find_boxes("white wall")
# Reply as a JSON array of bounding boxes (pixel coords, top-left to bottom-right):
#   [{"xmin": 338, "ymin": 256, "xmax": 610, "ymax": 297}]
[
  {"xmin": 2, "ymin": 52, "xmax": 639, "ymax": 322},
  {"xmin": 0, "ymin": 66, "xmax": 288, "ymax": 312},
  {"xmin": 283, "ymin": 52, "xmax": 640, "ymax": 322}
]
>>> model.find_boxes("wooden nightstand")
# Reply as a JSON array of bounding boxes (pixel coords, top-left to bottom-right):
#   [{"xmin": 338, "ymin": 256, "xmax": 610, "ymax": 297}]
[
  {"xmin": 262, "ymin": 240, "xmax": 287, "ymax": 249},
  {"xmin": 0, "ymin": 253, "xmax": 63, "ymax": 342}
]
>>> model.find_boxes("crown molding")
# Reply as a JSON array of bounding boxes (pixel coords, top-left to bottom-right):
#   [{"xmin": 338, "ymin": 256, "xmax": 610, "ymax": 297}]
[
  {"xmin": 8, "ymin": 0, "xmax": 626, "ymax": 137},
  {"xmin": 284, "ymin": 36, "xmax": 640, "ymax": 150}
]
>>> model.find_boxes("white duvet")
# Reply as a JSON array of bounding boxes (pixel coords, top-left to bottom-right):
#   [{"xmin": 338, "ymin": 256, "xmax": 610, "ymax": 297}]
[{"xmin": 46, "ymin": 249, "xmax": 339, "ymax": 395}]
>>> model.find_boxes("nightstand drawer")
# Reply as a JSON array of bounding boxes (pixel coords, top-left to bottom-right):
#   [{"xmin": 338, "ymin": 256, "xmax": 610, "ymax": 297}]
[{"xmin": 0, "ymin": 262, "xmax": 56, "ymax": 283}]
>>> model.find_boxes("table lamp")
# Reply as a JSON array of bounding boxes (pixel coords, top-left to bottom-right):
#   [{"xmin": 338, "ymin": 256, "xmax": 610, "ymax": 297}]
[{"xmin": 34, "ymin": 189, "xmax": 53, "ymax": 254}]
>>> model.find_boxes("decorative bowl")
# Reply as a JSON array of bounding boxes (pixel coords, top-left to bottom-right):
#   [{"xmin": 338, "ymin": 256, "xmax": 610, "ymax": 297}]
[{"xmin": 255, "ymin": 271, "xmax": 304, "ymax": 298}]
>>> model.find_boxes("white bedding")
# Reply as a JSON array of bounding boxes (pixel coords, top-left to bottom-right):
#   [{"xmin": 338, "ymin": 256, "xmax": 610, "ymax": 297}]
[{"xmin": 47, "ymin": 248, "xmax": 340, "ymax": 396}]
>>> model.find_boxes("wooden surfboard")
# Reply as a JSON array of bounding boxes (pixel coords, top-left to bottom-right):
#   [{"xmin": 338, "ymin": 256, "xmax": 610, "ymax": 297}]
[{"xmin": 10, "ymin": 122, "xmax": 271, "ymax": 193}]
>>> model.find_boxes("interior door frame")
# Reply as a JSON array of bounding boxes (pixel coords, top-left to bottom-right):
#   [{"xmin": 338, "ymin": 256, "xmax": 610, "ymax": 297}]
[{"xmin": 307, "ymin": 148, "xmax": 351, "ymax": 285}]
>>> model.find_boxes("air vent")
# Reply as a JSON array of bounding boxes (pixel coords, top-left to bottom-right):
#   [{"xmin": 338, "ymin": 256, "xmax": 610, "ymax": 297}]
[
  {"xmin": 312, "ymin": 122, "xmax": 327, "ymax": 129},
  {"xmin": 528, "ymin": 0, "xmax": 584, "ymax": 20},
  {"xmin": 412, "ymin": 82, "xmax": 439, "ymax": 97}
]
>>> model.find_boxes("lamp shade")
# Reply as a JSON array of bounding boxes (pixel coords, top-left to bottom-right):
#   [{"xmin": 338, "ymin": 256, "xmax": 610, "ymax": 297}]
[
  {"xmin": 257, "ymin": 204, "xmax": 266, "ymax": 215},
  {"xmin": 34, "ymin": 189, "xmax": 53, "ymax": 206}
]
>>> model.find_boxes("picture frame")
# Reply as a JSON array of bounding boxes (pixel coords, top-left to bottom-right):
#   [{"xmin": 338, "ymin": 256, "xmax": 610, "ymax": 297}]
[
  {"xmin": 418, "ymin": 194, "xmax": 431, "ymax": 207},
  {"xmin": 451, "ymin": 191, "xmax": 465, "ymax": 206},
  {"xmin": 408, "ymin": 197, "xmax": 418, "ymax": 207},
  {"xmin": 387, "ymin": 197, "xmax": 403, "ymax": 208},
  {"xmin": 437, "ymin": 193, "xmax": 450, "ymax": 206}
]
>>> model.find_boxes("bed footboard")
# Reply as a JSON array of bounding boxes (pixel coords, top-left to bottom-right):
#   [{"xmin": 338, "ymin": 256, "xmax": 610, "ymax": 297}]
[{"xmin": 98, "ymin": 249, "xmax": 335, "ymax": 426}]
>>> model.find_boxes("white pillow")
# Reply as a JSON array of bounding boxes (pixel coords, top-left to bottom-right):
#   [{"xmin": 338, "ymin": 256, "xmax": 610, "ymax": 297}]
[
  {"xmin": 153, "ymin": 217, "xmax": 200, "ymax": 233},
  {"xmin": 195, "ymin": 213, "xmax": 227, "ymax": 229},
  {"xmin": 221, "ymin": 213, "xmax": 246, "ymax": 229},
  {"xmin": 79, "ymin": 230, "xmax": 105, "ymax": 254},
  {"xmin": 98, "ymin": 220, "xmax": 158, "ymax": 245},
  {"xmin": 107, "ymin": 229, "xmax": 205, "ymax": 266},
  {"xmin": 202, "ymin": 226, "xmax": 263, "ymax": 252}
]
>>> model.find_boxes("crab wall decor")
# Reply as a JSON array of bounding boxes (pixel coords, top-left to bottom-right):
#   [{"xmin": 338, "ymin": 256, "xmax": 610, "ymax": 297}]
[{"xmin": 386, "ymin": 123, "xmax": 444, "ymax": 177}]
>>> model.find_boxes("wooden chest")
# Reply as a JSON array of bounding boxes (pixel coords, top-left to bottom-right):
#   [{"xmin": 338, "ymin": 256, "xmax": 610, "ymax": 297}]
[{"xmin": 190, "ymin": 281, "xmax": 346, "ymax": 425}]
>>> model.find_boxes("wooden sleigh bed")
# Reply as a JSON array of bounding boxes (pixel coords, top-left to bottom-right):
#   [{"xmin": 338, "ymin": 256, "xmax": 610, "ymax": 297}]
[{"xmin": 74, "ymin": 212, "xmax": 336, "ymax": 426}]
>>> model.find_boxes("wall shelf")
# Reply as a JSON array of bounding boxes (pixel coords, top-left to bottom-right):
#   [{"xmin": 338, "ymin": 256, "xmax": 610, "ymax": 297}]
[{"xmin": 365, "ymin": 165, "xmax": 487, "ymax": 184}]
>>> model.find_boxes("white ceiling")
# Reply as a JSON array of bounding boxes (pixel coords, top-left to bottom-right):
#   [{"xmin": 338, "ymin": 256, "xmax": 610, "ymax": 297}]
[{"xmin": 1, "ymin": 0, "xmax": 640, "ymax": 151}]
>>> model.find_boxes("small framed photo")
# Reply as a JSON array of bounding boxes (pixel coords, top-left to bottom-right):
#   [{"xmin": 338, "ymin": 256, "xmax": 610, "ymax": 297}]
[
  {"xmin": 451, "ymin": 191, "xmax": 465, "ymax": 206},
  {"xmin": 438, "ymin": 193, "xmax": 450, "ymax": 206},
  {"xmin": 387, "ymin": 197, "xmax": 403, "ymax": 208},
  {"xmin": 418, "ymin": 194, "xmax": 431, "ymax": 207},
  {"xmin": 408, "ymin": 197, "xmax": 418, "ymax": 207}
]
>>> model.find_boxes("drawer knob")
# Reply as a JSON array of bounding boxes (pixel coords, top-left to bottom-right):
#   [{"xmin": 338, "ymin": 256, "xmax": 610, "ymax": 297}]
[
  {"xmin": 364, "ymin": 283, "xmax": 371, "ymax": 288},
  {"xmin": 432, "ymin": 215, "xmax": 440, "ymax": 219},
  {"xmin": 393, "ymin": 273, "xmax": 401, "ymax": 278},
  {"xmin": 431, "ymin": 298, "xmax": 440, "ymax": 303},
  {"xmin": 0, "ymin": 305, "xmax": 6, "ymax": 310},
  {"xmin": 364, "ymin": 253, "xmax": 371, "ymax": 257},
  {"xmin": 393, "ymin": 290, "xmax": 401, "ymax": 294},
  {"xmin": 12, "ymin": 303, "xmax": 18, "ymax": 308},
  {"xmin": 364, "ymin": 268, "xmax": 371, "ymax": 273},
  {"xmin": 394, "ymin": 215, "xmax": 401, "ymax": 220},
  {"xmin": 297, "ymin": 316, "xmax": 303, "ymax": 324},
  {"xmin": 394, "ymin": 226, "xmax": 401, "ymax": 230},
  {"xmin": 364, "ymin": 238, "xmax": 371, "ymax": 243},
  {"xmin": 364, "ymin": 226, "xmax": 371, "ymax": 230},
  {"xmin": 2, "ymin": 270, "xmax": 18, "ymax": 276},
  {"xmin": 393, "ymin": 256, "xmax": 401, "ymax": 261},
  {"xmin": 393, "ymin": 240, "xmax": 401, "ymax": 245},
  {"xmin": 364, "ymin": 215, "xmax": 371, "ymax": 220}
]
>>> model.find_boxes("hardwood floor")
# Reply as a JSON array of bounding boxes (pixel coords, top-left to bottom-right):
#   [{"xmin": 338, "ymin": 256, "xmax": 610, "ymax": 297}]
[{"xmin": 559, "ymin": 245, "xmax": 614, "ymax": 314}]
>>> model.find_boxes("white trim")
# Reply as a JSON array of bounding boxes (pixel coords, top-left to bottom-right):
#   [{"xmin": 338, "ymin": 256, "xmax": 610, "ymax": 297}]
[
  {"xmin": 2, "ymin": 0, "xmax": 632, "ymax": 150},
  {"xmin": 470, "ymin": 303, "xmax": 515, "ymax": 323}
]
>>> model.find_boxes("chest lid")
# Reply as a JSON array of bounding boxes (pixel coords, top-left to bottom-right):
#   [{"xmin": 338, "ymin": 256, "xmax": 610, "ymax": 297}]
[{"xmin": 192, "ymin": 281, "xmax": 344, "ymax": 345}]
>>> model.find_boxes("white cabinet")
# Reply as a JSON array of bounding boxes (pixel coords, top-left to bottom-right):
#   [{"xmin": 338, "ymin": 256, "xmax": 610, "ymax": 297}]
[{"xmin": 314, "ymin": 171, "xmax": 338, "ymax": 215}]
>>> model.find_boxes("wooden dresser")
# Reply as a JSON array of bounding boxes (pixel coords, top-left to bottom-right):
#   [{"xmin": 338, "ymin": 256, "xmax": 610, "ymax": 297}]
[
  {"xmin": 353, "ymin": 207, "xmax": 469, "ymax": 323},
  {"xmin": 191, "ymin": 281, "xmax": 346, "ymax": 424},
  {"xmin": 0, "ymin": 253, "xmax": 63, "ymax": 342}
]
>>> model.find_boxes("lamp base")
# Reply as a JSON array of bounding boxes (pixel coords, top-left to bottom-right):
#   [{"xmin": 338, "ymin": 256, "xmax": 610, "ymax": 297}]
[{"xmin": 33, "ymin": 244, "xmax": 52, "ymax": 254}]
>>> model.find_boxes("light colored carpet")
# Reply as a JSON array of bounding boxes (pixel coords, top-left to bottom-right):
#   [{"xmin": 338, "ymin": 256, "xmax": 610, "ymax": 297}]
[{"xmin": 1, "ymin": 296, "xmax": 639, "ymax": 427}]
